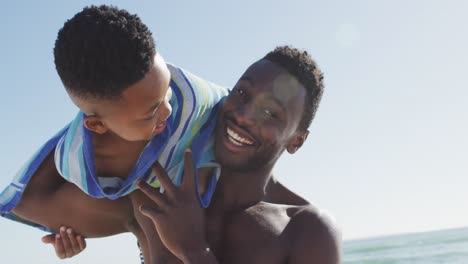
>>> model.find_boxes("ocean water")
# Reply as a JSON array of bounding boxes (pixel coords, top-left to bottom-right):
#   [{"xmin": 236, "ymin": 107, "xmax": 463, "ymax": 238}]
[{"xmin": 343, "ymin": 227, "xmax": 468, "ymax": 264}]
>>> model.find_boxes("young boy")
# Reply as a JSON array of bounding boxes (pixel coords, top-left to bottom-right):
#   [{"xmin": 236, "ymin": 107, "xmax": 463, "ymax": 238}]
[{"xmin": 0, "ymin": 5, "xmax": 227, "ymax": 262}]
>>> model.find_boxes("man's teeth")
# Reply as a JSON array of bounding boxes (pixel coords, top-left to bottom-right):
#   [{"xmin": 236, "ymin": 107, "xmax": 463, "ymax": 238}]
[{"xmin": 226, "ymin": 127, "xmax": 254, "ymax": 146}]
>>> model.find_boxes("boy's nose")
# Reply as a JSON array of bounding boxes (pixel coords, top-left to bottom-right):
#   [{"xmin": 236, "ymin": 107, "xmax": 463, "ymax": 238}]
[{"xmin": 159, "ymin": 101, "xmax": 172, "ymax": 121}]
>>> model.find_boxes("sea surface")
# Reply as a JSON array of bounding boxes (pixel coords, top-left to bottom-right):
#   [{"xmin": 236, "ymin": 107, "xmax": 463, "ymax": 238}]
[{"xmin": 343, "ymin": 227, "xmax": 468, "ymax": 264}]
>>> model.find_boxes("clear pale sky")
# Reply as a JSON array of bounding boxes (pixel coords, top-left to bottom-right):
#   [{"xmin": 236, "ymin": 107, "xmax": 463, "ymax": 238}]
[{"xmin": 1, "ymin": 0, "xmax": 467, "ymax": 263}]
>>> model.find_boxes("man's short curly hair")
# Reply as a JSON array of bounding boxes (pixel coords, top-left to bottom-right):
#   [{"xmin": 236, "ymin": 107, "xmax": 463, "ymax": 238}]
[
  {"xmin": 263, "ymin": 46, "xmax": 324, "ymax": 131},
  {"xmin": 54, "ymin": 5, "xmax": 156, "ymax": 100}
]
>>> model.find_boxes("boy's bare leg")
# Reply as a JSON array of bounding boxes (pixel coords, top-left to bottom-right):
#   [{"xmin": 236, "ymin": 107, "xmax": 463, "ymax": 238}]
[
  {"xmin": 12, "ymin": 151, "xmax": 134, "ymax": 237},
  {"xmin": 9, "ymin": 150, "xmax": 182, "ymax": 263}
]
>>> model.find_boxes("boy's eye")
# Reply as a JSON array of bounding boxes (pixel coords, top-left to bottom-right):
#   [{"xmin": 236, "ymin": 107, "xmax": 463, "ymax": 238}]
[
  {"xmin": 144, "ymin": 114, "xmax": 155, "ymax": 121},
  {"xmin": 166, "ymin": 88, "xmax": 173, "ymax": 100}
]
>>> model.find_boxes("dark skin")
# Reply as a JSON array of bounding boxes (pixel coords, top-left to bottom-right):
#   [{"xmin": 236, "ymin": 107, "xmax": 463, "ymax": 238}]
[
  {"xmin": 41, "ymin": 226, "xmax": 87, "ymax": 259},
  {"xmin": 139, "ymin": 159, "xmax": 339, "ymax": 264},
  {"xmin": 11, "ymin": 54, "xmax": 183, "ymax": 263},
  {"xmin": 14, "ymin": 59, "xmax": 340, "ymax": 263},
  {"xmin": 137, "ymin": 60, "xmax": 341, "ymax": 263},
  {"xmin": 12, "ymin": 150, "xmax": 206, "ymax": 262},
  {"xmin": 12, "ymin": 151, "xmax": 135, "ymax": 238}
]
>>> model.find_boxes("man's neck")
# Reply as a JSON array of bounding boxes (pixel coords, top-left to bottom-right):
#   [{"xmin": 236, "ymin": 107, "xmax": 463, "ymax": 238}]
[{"xmin": 213, "ymin": 166, "xmax": 274, "ymax": 210}]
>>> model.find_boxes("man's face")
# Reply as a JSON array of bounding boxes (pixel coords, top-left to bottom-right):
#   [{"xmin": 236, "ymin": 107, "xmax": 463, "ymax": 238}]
[
  {"xmin": 215, "ymin": 59, "xmax": 308, "ymax": 172},
  {"xmin": 75, "ymin": 53, "xmax": 173, "ymax": 142}
]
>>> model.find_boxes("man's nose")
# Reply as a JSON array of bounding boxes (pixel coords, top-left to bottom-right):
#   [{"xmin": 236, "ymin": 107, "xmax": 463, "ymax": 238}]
[{"xmin": 232, "ymin": 103, "xmax": 256, "ymax": 127}]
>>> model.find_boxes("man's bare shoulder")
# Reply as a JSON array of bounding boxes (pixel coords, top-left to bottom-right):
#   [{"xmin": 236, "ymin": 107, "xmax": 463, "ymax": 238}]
[
  {"xmin": 266, "ymin": 177, "xmax": 310, "ymax": 206},
  {"xmin": 285, "ymin": 205, "xmax": 341, "ymax": 264},
  {"xmin": 236, "ymin": 202, "xmax": 341, "ymax": 263},
  {"xmin": 264, "ymin": 178, "xmax": 341, "ymax": 263}
]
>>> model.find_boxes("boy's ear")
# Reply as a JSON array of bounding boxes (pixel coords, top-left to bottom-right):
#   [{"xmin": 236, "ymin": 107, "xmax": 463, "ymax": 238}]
[
  {"xmin": 83, "ymin": 115, "xmax": 108, "ymax": 134},
  {"xmin": 286, "ymin": 130, "xmax": 309, "ymax": 154}
]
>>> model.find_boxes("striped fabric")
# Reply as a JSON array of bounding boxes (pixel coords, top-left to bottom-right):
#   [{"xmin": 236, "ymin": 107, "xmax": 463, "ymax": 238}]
[{"xmin": 0, "ymin": 64, "xmax": 228, "ymax": 231}]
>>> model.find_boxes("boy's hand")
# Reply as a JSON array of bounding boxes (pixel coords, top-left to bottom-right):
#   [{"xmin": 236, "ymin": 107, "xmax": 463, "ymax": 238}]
[
  {"xmin": 137, "ymin": 149, "xmax": 209, "ymax": 262},
  {"xmin": 41, "ymin": 226, "xmax": 87, "ymax": 259}
]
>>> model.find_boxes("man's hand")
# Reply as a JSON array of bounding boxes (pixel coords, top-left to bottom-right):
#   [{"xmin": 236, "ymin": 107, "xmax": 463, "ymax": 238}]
[
  {"xmin": 137, "ymin": 149, "xmax": 210, "ymax": 262},
  {"xmin": 41, "ymin": 226, "xmax": 86, "ymax": 259}
]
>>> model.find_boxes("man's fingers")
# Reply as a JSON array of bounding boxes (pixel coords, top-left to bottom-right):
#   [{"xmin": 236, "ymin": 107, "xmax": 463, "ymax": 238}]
[
  {"xmin": 59, "ymin": 226, "xmax": 72, "ymax": 257},
  {"xmin": 182, "ymin": 149, "xmax": 196, "ymax": 191},
  {"xmin": 55, "ymin": 234, "xmax": 66, "ymax": 259},
  {"xmin": 52, "ymin": 227, "xmax": 84, "ymax": 258},
  {"xmin": 41, "ymin": 233, "xmax": 55, "ymax": 244},
  {"xmin": 139, "ymin": 205, "xmax": 163, "ymax": 220},
  {"xmin": 77, "ymin": 235, "xmax": 86, "ymax": 251},
  {"xmin": 151, "ymin": 161, "xmax": 177, "ymax": 195},
  {"xmin": 137, "ymin": 180, "xmax": 168, "ymax": 208},
  {"xmin": 66, "ymin": 228, "xmax": 81, "ymax": 254}
]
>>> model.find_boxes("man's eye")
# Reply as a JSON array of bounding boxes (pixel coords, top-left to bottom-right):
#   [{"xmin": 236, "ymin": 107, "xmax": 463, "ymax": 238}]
[
  {"xmin": 237, "ymin": 88, "xmax": 246, "ymax": 96},
  {"xmin": 263, "ymin": 109, "xmax": 276, "ymax": 118}
]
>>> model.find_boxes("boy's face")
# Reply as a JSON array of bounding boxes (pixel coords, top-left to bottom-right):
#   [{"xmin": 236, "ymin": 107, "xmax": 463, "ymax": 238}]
[{"xmin": 75, "ymin": 53, "xmax": 173, "ymax": 142}]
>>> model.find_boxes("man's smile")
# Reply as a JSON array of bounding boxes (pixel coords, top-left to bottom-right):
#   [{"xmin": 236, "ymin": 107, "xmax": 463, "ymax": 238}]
[
  {"xmin": 226, "ymin": 126, "xmax": 254, "ymax": 146},
  {"xmin": 222, "ymin": 118, "xmax": 257, "ymax": 153}
]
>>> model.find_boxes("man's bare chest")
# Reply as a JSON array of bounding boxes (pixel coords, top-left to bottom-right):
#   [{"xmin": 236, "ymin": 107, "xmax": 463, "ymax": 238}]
[{"xmin": 207, "ymin": 203, "xmax": 293, "ymax": 263}]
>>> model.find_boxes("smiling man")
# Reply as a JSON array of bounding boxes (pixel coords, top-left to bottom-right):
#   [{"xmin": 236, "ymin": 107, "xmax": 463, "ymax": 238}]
[
  {"xmin": 138, "ymin": 46, "xmax": 341, "ymax": 264},
  {"xmin": 10, "ymin": 44, "xmax": 339, "ymax": 263}
]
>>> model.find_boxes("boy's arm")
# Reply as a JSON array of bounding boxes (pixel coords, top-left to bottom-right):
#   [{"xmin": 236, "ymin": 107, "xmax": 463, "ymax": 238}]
[{"xmin": 12, "ymin": 150, "xmax": 134, "ymax": 238}]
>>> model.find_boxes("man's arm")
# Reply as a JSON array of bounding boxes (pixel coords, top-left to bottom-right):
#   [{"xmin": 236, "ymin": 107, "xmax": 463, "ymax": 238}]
[
  {"xmin": 287, "ymin": 208, "xmax": 341, "ymax": 264},
  {"xmin": 137, "ymin": 150, "xmax": 220, "ymax": 264},
  {"xmin": 12, "ymin": 150, "xmax": 134, "ymax": 237},
  {"xmin": 129, "ymin": 190, "xmax": 183, "ymax": 264}
]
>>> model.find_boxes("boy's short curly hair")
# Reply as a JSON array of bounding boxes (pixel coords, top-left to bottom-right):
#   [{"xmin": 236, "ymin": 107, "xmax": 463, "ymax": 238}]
[{"xmin": 54, "ymin": 5, "xmax": 156, "ymax": 100}]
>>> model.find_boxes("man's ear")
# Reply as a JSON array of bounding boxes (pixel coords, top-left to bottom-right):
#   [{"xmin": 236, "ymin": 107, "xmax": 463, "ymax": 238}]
[
  {"xmin": 286, "ymin": 130, "xmax": 309, "ymax": 154},
  {"xmin": 83, "ymin": 115, "xmax": 108, "ymax": 134}
]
